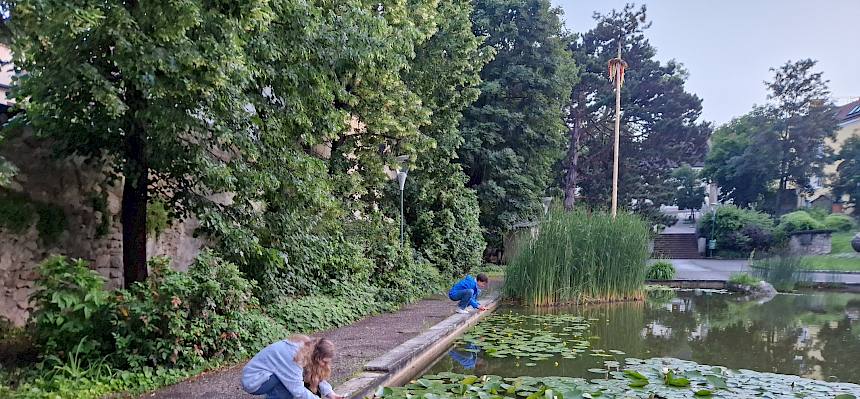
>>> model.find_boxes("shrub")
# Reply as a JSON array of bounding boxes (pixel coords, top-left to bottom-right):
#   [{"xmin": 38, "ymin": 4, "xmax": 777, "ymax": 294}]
[
  {"xmin": 728, "ymin": 272, "xmax": 761, "ymax": 286},
  {"xmin": 824, "ymin": 214, "xmax": 855, "ymax": 232},
  {"xmin": 271, "ymin": 284, "xmax": 383, "ymax": 333},
  {"xmin": 113, "ymin": 252, "xmax": 281, "ymax": 369},
  {"xmin": 504, "ymin": 209, "xmax": 650, "ymax": 305},
  {"xmin": 646, "ymin": 261, "xmax": 676, "ymax": 280},
  {"xmin": 28, "ymin": 256, "xmax": 114, "ymax": 364},
  {"xmin": 777, "ymin": 211, "xmax": 825, "ymax": 236},
  {"xmin": 633, "ymin": 202, "xmax": 678, "ymax": 231},
  {"xmin": 146, "ymin": 200, "xmax": 170, "ymax": 236},
  {"xmin": 698, "ymin": 205, "xmax": 775, "ymax": 252}
]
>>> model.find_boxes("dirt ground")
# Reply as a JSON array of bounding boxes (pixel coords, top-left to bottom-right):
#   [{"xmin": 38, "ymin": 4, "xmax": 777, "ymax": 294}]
[{"xmin": 140, "ymin": 280, "xmax": 499, "ymax": 399}]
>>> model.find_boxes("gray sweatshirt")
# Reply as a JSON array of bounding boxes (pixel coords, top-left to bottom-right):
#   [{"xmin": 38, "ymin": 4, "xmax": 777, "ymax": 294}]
[{"xmin": 242, "ymin": 340, "xmax": 334, "ymax": 399}]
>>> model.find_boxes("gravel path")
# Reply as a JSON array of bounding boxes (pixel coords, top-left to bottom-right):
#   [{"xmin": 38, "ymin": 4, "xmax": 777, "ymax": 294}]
[{"xmin": 139, "ymin": 280, "xmax": 500, "ymax": 399}]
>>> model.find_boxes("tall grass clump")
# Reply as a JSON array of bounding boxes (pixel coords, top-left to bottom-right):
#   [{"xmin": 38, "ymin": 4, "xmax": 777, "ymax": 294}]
[
  {"xmin": 752, "ymin": 252, "xmax": 810, "ymax": 291},
  {"xmin": 504, "ymin": 209, "xmax": 650, "ymax": 306}
]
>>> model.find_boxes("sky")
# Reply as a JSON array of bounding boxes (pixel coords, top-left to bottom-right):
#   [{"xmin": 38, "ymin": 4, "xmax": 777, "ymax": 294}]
[{"xmin": 552, "ymin": 0, "xmax": 860, "ymax": 125}]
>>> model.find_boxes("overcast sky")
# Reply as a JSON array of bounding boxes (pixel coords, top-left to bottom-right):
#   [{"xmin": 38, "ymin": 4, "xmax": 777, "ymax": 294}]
[{"xmin": 552, "ymin": 0, "xmax": 860, "ymax": 125}]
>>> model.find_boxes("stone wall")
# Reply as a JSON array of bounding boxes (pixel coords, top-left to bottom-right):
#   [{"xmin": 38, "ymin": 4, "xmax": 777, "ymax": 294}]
[
  {"xmin": 1, "ymin": 132, "xmax": 204, "ymax": 325},
  {"xmin": 788, "ymin": 230, "xmax": 832, "ymax": 256}
]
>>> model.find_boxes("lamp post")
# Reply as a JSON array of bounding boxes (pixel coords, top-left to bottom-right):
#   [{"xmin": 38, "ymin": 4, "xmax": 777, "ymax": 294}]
[{"xmin": 396, "ymin": 166, "xmax": 408, "ymax": 248}]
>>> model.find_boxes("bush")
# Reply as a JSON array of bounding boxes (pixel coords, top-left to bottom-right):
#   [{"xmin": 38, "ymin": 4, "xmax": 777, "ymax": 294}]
[
  {"xmin": 28, "ymin": 256, "xmax": 114, "ymax": 364},
  {"xmin": 646, "ymin": 261, "xmax": 676, "ymax": 280},
  {"xmin": 113, "ymin": 252, "xmax": 282, "ymax": 369},
  {"xmin": 633, "ymin": 203, "xmax": 678, "ymax": 231},
  {"xmin": 824, "ymin": 214, "xmax": 855, "ymax": 232},
  {"xmin": 698, "ymin": 205, "xmax": 775, "ymax": 253},
  {"xmin": 728, "ymin": 272, "xmax": 761, "ymax": 286},
  {"xmin": 504, "ymin": 209, "xmax": 650, "ymax": 305},
  {"xmin": 777, "ymin": 210, "xmax": 825, "ymax": 236}
]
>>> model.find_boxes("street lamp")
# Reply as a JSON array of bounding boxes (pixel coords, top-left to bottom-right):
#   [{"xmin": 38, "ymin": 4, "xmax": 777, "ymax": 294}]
[{"xmin": 396, "ymin": 164, "xmax": 409, "ymax": 248}]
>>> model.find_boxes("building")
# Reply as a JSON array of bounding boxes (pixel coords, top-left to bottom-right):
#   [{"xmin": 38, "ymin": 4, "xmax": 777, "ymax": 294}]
[
  {"xmin": 804, "ymin": 98, "xmax": 860, "ymax": 213},
  {"xmin": 0, "ymin": 43, "xmax": 14, "ymax": 106}
]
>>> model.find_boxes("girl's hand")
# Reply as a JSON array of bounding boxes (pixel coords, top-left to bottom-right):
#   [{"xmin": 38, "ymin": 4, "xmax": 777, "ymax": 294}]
[
  {"xmin": 328, "ymin": 393, "xmax": 345, "ymax": 399},
  {"xmin": 478, "ymin": 305, "xmax": 488, "ymax": 311}
]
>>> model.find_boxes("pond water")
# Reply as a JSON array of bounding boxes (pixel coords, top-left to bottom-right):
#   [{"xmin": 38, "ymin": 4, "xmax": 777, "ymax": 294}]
[{"xmin": 428, "ymin": 289, "xmax": 860, "ymax": 384}]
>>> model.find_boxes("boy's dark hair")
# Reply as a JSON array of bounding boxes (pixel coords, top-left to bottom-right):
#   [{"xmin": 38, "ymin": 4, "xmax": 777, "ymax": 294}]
[{"xmin": 476, "ymin": 273, "xmax": 489, "ymax": 283}]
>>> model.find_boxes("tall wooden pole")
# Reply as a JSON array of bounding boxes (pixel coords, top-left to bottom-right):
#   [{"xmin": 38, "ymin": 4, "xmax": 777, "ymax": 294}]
[{"xmin": 608, "ymin": 44, "xmax": 625, "ymax": 219}]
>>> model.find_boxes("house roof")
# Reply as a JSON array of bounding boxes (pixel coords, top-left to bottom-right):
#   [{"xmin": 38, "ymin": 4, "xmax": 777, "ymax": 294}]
[{"xmin": 836, "ymin": 98, "xmax": 860, "ymax": 125}]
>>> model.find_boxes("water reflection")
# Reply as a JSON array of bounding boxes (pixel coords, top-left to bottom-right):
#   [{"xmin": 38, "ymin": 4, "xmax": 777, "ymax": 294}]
[{"xmin": 428, "ymin": 290, "xmax": 860, "ymax": 383}]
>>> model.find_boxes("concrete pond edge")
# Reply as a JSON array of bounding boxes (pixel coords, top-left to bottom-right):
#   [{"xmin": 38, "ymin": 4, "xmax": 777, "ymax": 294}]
[{"xmin": 334, "ymin": 292, "xmax": 502, "ymax": 399}]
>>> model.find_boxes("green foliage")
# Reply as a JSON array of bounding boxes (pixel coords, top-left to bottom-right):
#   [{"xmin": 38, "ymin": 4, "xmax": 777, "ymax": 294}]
[
  {"xmin": 565, "ymin": 5, "xmax": 711, "ymax": 209},
  {"xmin": 824, "ymin": 214, "xmax": 855, "ymax": 232},
  {"xmin": 113, "ymin": 252, "xmax": 280, "ymax": 369},
  {"xmin": 6, "ymin": 0, "xmax": 274, "ymax": 284},
  {"xmin": 752, "ymin": 253, "xmax": 809, "ymax": 291},
  {"xmin": 777, "ymin": 210, "xmax": 826, "ymax": 236},
  {"xmin": 702, "ymin": 110, "xmax": 777, "ymax": 207},
  {"xmin": 833, "ymin": 136, "xmax": 860, "ymax": 210},
  {"xmin": 270, "ymin": 284, "xmax": 383, "ymax": 334},
  {"xmin": 402, "ymin": 0, "xmax": 488, "ymax": 277},
  {"xmin": 697, "ymin": 205, "xmax": 775, "ymax": 253},
  {"xmin": 504, "ymin": 209, "xmax": 650, "ymax": 305},
  {"xmin": 831, "ymin": 231, "xmax": 858, "ymax": 254},
  {"xmin": 146, "ymin": 200, "xmax": 169, "ymax": 236},
  {"xmin": 34, "ymin": 203, "xmax": 66, "ymax": 245},
  {"xmin": 28, "ymin": 257, "xmax": 113, "ymax": 364},
  {"xmin": 0, "ymin": 191, "xmax": 35, "ymax": 233},
  {"xmin": 632, "ymin": 202, "xmax": 678, "ymax": 231},
  {"xmin": 90, "ymin": 192, "xmax": 110, "ymax": 238},
  {"xmin": 728, "ymin": 272, "xmax": 761, "ymax": 286},
  {"xmin": 670, "ymin": 164, "xmax": 706, "ymax": 217},
  {"xmin": 703, "ymin": 60, "xmax": 838, "ymax": 212},
  {"xmin": 460, "ymin": 0, "xmax": 578, "ymax": 246},
  {"xmin": 646, "ymin": 261, "xmax": 676, "ymax": 280}
]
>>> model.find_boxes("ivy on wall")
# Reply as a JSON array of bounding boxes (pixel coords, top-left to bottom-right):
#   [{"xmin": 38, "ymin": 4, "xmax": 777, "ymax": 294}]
[{"xmin": 0, "ymin": 190, "xmax": 67, "ymax": 245}]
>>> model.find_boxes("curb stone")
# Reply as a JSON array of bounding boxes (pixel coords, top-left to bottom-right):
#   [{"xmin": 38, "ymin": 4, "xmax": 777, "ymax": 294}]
[{"xmin": 334, "ymin": 291, "xmax": 501, "ymax": 399}]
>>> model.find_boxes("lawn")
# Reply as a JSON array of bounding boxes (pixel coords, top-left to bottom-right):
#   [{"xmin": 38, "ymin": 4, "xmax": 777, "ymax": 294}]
[
  {"xmin": 797, "ymin": 230, "xmax": 860, "ymax": 272},
  {"xmin": 830, "ymin": 231, "xmax": 857, "ymax": 254},
  {"xmin": 803, "ymin": 255, "xmax": 860, "ymax": 272}
]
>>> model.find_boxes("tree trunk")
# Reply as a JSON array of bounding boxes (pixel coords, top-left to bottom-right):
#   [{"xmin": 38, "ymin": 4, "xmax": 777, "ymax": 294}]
[
  {"xmin": 563, "ymin": 107, "xmax": 582, "ymax": 211},
  {"xmin": 122, "ymin": 127, "xmax": 148, "ymax": 288}
]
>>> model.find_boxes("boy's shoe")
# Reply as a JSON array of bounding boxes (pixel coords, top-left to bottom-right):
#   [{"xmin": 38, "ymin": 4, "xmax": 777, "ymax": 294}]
[{"xmin": 455, "ymin": 307, "xmax": 470, "ymax": 314}]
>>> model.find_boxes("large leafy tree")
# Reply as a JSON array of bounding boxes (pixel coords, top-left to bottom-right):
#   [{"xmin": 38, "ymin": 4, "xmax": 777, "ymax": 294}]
[
  {"xmin": 701, "ymin": 109, "xmax": 777, "ymax": 207},
  {"xmin": 765, "ymin": 59, "xmax": 838, "ymax": 211},
  {"xmin": 702, "ymin": 60, "xmax": 837, "ymax": 213},
  {"xmin": 401, "ymin": 0, "xmax": 490, "ymax": 276},
  {"xmin": 832, "ymin": 136, "xmax": 860, "ymax": 211},
  {"xmin": 460, "ymin": 0, "xmax": 578, "ymax": 247},
  {"xmin": 670, "ymin": 164, "xmax": 705, "ymax": 220},
  {"xmin": 5, "ymin": 0, "xmax": 270, "ymax": 286},
  {"xmin": 562, "ymin": 4, "xmax": 710, "ymax": 210}
]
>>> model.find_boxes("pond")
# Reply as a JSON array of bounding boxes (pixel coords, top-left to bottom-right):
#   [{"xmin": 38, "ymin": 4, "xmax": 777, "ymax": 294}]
[{"xmin": 418, "ymin": 289, "xmax": 860, "ymax": 395}]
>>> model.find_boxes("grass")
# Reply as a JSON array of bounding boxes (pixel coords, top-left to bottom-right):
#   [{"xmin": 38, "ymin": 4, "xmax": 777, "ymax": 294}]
[
  {"xmin": 504, "ymin": 209, "xmax": 650, "ymax": 306},
  {"xmin": 802, "ymin": 255, "xmax": 860, "ymax": 272},
  {"xmin": 752, "ymin": 253, "xmax": 809, "ymax": 291},
  {"xmin": 788, "ymin": 230, "xmax": 860, "ymax": 272},
  {"xmin": 830, "ymin": 231, "xmax": 857, "ymax": 254},
  {"xmin": 728, "ymin": 272, "xmax": 761, "ymax": 286}
]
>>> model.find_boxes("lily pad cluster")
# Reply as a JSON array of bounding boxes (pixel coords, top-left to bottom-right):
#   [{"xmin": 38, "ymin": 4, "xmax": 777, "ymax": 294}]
[
  {"xmin": 456, "ymin": 313, "xmax": 593, "ymax": 361},
  {"xmin": 379, "ymin": 358, "xmax": 860, "ymax": 399}
]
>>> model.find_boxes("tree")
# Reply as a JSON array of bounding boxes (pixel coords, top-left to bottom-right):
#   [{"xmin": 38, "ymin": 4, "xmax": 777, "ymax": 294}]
[
  {"xmin": 401, "ymin": 0, "xmax": 490, "ymax": 276},
  {"xmin": 670, "ymin": 164, "xmax": 705, "ymax": 220},
  {"xmin": 459, "ymin": 0, "xmax": 578, "ymax": 247},
  {"xmin": 765, "ymin": 59, "xmax": 838, "ymax": 211},
  {"xmin": 563, "ymin": 4, "xmax": 711, "ymax": 210},
  {"xmin": 5, "ymin": 0, "xmax": 269, "ymax": 286},
  {"xmin": 701, "ymin": 109, "xmax": 777, "ymax": 207},
  {"xmin": 832, "ymin": 136, "xmax": 860, "ymax": 211},
  {"xmin": 701, "ymin": 60, "xmax": 838, "ymax": 213}
]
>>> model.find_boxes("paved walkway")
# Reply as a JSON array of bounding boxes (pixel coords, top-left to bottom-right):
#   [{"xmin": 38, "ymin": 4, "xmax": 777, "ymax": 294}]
[
  {"xmin": 139, "ymin": 280, "xmax": 500, "ymax": 399},
  {"xmin": 670, "ymin": 258, "xmax": 860, "ymax": 284}
]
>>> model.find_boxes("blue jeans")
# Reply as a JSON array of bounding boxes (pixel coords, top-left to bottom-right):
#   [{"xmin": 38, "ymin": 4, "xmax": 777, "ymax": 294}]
[
  {"xmin": 251, "ymin": 375, "xmax": 293, "ymax": 399},
  {"xmin": 450, "ymin": 288, "xmax": 474, "ymax": 309}
]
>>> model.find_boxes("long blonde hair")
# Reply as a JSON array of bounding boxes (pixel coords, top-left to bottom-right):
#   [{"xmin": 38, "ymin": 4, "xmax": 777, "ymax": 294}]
[{"xmin": 290, "ymin": 335, "xmax": 334, "ymax": 393}]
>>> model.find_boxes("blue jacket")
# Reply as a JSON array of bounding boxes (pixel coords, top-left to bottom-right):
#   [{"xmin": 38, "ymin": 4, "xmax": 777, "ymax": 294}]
[{"xmin": 449, "ymin": 275, "xmax": 481, "ymax": 308}]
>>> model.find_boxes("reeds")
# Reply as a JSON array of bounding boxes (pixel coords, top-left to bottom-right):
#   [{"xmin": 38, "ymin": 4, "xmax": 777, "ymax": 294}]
[{"xmin": 503, "ymin": 209, "xmax": 650, "ymax": 306}]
